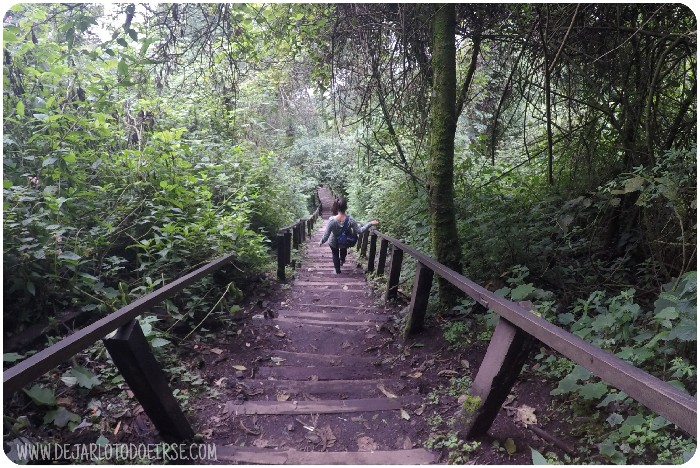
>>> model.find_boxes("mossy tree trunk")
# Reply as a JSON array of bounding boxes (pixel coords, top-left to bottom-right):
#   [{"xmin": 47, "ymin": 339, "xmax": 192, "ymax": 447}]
[{"xmin": 428, "ymin": 4, "xmax": 463, "ymax": 308}]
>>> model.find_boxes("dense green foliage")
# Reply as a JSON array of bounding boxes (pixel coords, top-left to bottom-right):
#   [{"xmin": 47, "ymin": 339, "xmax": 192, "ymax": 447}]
[{"xmin": 3, "ymin": 3, "xmax": 696, "ymax": 464}]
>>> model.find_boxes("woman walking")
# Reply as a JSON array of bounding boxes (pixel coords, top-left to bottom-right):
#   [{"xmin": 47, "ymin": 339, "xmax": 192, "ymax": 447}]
[{"xmin": 319, "ymin": 197, "xmax": 378, "ymax": 274}]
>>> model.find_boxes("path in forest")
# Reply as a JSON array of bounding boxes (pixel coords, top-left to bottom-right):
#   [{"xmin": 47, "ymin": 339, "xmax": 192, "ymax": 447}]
[{"xmin": 215, "ymin": 187, "xmax": 436, "ymax": 464}]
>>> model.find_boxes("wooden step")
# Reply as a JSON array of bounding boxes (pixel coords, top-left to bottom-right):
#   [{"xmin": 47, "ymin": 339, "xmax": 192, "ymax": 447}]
[
  {"xmin": 265, "ymin": 350, "xmax": 376, "ymax": 366},
  {"xmin": 256, "ymin": 365, "xmax": 384, "ymax": 381},
  {"xmin": 215, "ymin": 446, "xmax": 436, "ymax": 465},
  {"xmin": 273, "ymin": 316, "xmax": 380, "ymax": 328},
  {"xmin": 238, "ymin": 378, "xmax": 405, "ymax": 395},
  {"xmin": 277, "ymin": 311, "xmax": 388, "ymax": 322},
  {"xmin": 225, "ymin": 396, "xmax": 419, "ymax": 415}
]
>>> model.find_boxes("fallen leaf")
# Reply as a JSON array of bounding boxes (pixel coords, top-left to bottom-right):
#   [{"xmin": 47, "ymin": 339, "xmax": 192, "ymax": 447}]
[
  {"xmin": 357, "ymin": 436, "xmax": 378, "ymax": 452},
  {"xmin": 270, "ymin": 357, "xmax": 286, "ymax": 365},
  {"xmin": 512, "ymin": 405, "xmax": 537, "ymax": 427},
  {"xmin": 406, "ymin": 371, "xmax": 423, "ymax": 378},
  {"xmin": 232, "ymin": 365, "xmax": 247, "ymax": 371},
  {"xmin": 343, "ymin": 285, "xmax": 349, "ymax": 290},
  {"xmin": 276, "ymin": 391, "xmax": 291, "ymax": 402},
  {"xmin": 414, "ymin": 405, "xmax": 425, "ymax": 416},
  {"xmin": 377, "ymin": 383, "xmax": 398, "ymax": 399},
  {"xmin": 214, "ymin": 377, "xmax": 227, "ymax": 387},
  {"xmin": 437, "ymin": 369, "xmax": 459, "ymax": 376},
  {"xmin": 252, "ymin": 439, "xmax": 276, "ymax": 448},
  {"xmin": 275, "ymin": 331, "xmax": 286, "ymax": 338},
  {"xmin": 310, "ymin": 375, "xmax": 319, "ymax": 381},
  {"xmin": 504, "ymin": 437, "xmax": 517, "ymax": 455},
  {"xmin": 460, "ymin": 359, "xmax": 470, "ymax": 369},
  {"xmin": 400, "ymin": 409, "xmax": 410, "ymax": 420},
  {"xmin": 341, "ymin": 341, "xmax": 351, "ymax": 349},
  {"xmin": 318, "ymin": 425, "xmax": 336, "ymax": 450},
  {"xmin": 201, "ymin": 428, "xmax": 214, "ymax": 439},
  {"xmin": 210, "ymin": 348, "xmax": 224, "ymax": 355}
]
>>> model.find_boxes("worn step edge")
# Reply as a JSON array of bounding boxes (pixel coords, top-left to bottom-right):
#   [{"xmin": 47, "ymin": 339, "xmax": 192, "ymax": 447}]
[
  {"xmin": 273, "ymin": 316, "xmax": 380, "ymax": 328},
  {"xmin": 266, "ymin": 350, "xmax": 377, "ymax": 366},
  {"xmin": 228, "ymin": 396, "xmax": 419, "ymax": 415},
  {"xmin": 278, "ymin": 311, "xmax": 388, "ymax": 322},
  {"xmin": 239, "ymin": 379, "xmax": 404, "ymax": 394},
  {"xmin": 257, "ymin": 365, "xmax": 385, "ymax": 380},
  {"xmin": 214, "ymin": 446, "xmax": 436, "ymax": 465}
]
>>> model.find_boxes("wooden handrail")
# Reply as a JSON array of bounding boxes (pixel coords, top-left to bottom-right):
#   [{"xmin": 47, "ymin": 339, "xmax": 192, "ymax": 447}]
[
  {"xmin": 369, "ymin": 229, "xmax": 697, "ymax": 436},
  {"xmin": 3, "ymin": 253, "xmax": 237, "ymax": 398}
]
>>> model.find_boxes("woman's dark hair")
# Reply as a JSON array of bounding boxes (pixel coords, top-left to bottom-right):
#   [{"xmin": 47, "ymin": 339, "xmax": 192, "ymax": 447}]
[{"xmin": 332, "ymin": 197, "xmax": 347, "ymax": 215}]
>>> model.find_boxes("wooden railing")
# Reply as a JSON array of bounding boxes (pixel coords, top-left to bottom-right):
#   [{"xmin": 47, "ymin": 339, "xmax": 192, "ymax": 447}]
[
  {"xmin": 3, "ymin": 202, "xmax": 320, "ymax": 443},
  {"xmin": 356, "ymin": 229, "xmax": 697, "ymax": 438},
  {"xmin": 276, "ymin": 203, "xmax": 321, "ymax": 280}
]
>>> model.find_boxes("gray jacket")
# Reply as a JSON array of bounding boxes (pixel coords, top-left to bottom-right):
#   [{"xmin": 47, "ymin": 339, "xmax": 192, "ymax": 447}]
[{"xmin": 319, "ymin": 215, "xmax": 373, "ymax": 248}]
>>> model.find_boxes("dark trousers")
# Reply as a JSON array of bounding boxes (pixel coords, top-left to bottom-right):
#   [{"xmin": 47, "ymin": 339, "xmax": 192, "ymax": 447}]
[{"xmin": 330, "ymin": 246, "xmax": 347, "ymax": 273}]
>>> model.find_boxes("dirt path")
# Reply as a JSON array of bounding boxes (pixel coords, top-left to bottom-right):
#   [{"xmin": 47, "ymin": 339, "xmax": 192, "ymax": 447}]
[{"xmin": 196, "ymin": 187, "xmax": 436, "ymax": 464}]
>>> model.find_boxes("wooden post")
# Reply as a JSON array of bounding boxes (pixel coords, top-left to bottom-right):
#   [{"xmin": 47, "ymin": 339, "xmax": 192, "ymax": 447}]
[
  {"xmin": 403, "ymin": 263, "xmax": 434, "ymax": 337},
  {"xmin": 385, "ymin": 247, "xmax": 404, "ymax": 301},
  {"xmin": 300, "ymin": 219, "xmax": 306, "ymax": 242},
  {"xmin": 307, "ymin": 218, "xmax": 312, "ymax": 237},
  {"xmin": 277, "ymin": 232, "xmax": 286, "ymax": 280},
  {"xmin": 464, "ymin": 303, "xmax": 535, "ymax": 438},
  {"xmin": 284, "ymin": 229, "xmax": 292, "ymax": 265},
  {"xmin": 377, "ymin": 239, "xmax": 389, "ymax": 275},
  {"xmin": 292, "ymin": 224, "xmax": 299, "ymax": 250},
  {"xmin": 360, "ymin": 230, "xmax": 369, "ymax": 257},
  {"xmin": 367, "ymin": 233, "xmax": 378, "ymax": 273},
  {"xmin": 103, "ymin": 320, "xmax": 195, "ymax": 443}
]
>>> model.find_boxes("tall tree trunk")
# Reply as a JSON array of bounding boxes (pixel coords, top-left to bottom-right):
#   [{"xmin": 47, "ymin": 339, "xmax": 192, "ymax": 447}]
[{"xmin": 428, "ymin": 4, "xmax": 462, "ymax": 307}]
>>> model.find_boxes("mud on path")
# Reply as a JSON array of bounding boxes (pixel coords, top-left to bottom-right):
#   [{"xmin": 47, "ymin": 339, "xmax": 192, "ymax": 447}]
[{"xmin": 188, "ymin": 187, "xmax": 574, "ymax": 464}]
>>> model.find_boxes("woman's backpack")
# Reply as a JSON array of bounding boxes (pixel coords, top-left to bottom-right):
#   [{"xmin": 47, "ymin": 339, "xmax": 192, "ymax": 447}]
[{"xmin": 336, "ymin": 217, "xmax": 358, "ymax": 248}]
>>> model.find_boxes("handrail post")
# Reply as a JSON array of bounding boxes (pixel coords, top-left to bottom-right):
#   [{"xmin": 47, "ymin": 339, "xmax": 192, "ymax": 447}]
[
  {"xmin": 359, "ymin": 230, "xmax": 369, "ymax": 257},
  {"xmin": 277, "ymin": 232, "xmax": 286, "ymax": 280},
  {"xmin": 385, "ymin": 246, "xmax": 403, "ymax": 301},
  {"xmin": 103, "ymin": 319, "xmax": 195, "ymax": 443},
  {"xmin": 292, "ymin": 224, "xmax": 299, "ymax": 250},
  {"xmin": 367, "ymin": 232, "xmax": 378, "ymax": 273},
  {"xmin": 300, "ymin": 219, "xmax": 306, "ymax": 242},
  {"xmin": 377, "ymin": 238, "xmax": 389, "ymax": 275},
  {"xmin": 403, "ymin": 262, "xmax": 434, "ymax": 337},
  {"xmin": 284, "ymin": 229, "xmax": 292, "ymax": 265},
  {"xmin": 463, "ymin": 301, "xmax": 535, "ymax": 438}
]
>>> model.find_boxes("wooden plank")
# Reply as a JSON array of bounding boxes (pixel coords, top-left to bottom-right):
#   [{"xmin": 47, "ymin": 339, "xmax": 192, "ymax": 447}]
[
  {"xmin": 215, "ymin": 446, "xmax": 436, "ymax": 465},
  {"xmin": 403, "ymin": 262, "xmax": 434, "ymax": 337},
  {"xmin": 294, "ymin": 281, "xmax": 366, "ymax": 287},
  {"xmin": 273, "ymin": 316, "xmax": 381, "ymax": 328},
  {"xmin": 277, "ymin": 232, "xmax": 286, "ymax": 280},
  {"xmin": 278, "ymin": 311, "xmax": 388, "ymax": 322},
  {"xmin": 4, "ymin": 253, "xmax": 236, "ymax": 397},
  {"xmin": 266, "ymin": 350, "xmax": 377, "ymax": 366},
  {"xmin": 359, "ymin": 230, "xmax": 369, "ymax": 257},
  {"xmin": 103, "ymin": 320, "xmax": 194, "ymax": 443},
  {"xmin": 229, "ymin": 396, "xmax": 418, "ymax": 415},
  {"xmin": 239, "ymin": 378, "xmax": 403, "ymax": 395},
  {"xmin": 371, "ymin": 230, "xmax": 697, "ymax": 436},
  {"xmin": 256, "ymin": 365, "xmax": 385, "ymax": 381},
  {"xmin": 465, "ymin": 316, "xmax": 534, "ymax": 437},
  {"xmin": 284, "ymin": 230, "xmax": 292, "ymax": 265},
  {"xmin": 294, "ymin": 303, "xmax": 373, "ymax": 310}
]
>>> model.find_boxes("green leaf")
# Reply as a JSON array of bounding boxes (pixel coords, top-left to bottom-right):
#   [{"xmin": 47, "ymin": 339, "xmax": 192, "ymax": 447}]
[
  {"xmin": 510, "ymin": 284, "xmax": 536, "ymax": 301},
  {"xmin": 71, "ymin": 365, "xmax": 101, "ymax": 389},
  {"xmin": 3, "ymin": 352, "xmax": 25, "ymax": 363},
  {"xmin": 655, "ymin": 306, "xmax": 679, "ymax": 328},
  {"xmin": 578, "ymin": 382, "xmax": 608, "ymax": 400},
  {"xmin": 23, "ymin": 385, "xmax": 56, "ymax": 406},
  {"xmin": 116, "ymin": 37, "xmax": 128, "ymax": 47},
  {"xmin": 150, "ymin": 337, "xmax": 171, "ymax": 348},
  {"xmin": 117, "ymin": 59, "xmax": 128, "ymax": 77},
  {"xmin": 58, "ymin": 251, "xmax": 81, "ymax": 261},
  {"xmin": 504, "ymin": 438, "xmax": 516, "ymax": 455},
  {"xmin": 127, "ymin": 28, "xmax": 138, "ymax": 41},
  {"xmin": 4, "ymin": 28, "xmax": 19, "ymax": 42},
  {"xmin": 530, "ymin": 447, "xmax": 549, "ymax": 465},
  {"xmin": 44, "ymin": 407, "xmax": 80, "ymax": 428},
  {"xmin": 16, "ymin": 100, "xmax": 24, "ymax": 117},
  {"xmin": 96, "ymin": 435, "xmax": 110, "ymax": 446},
  {"xmin": 623, "ymin": 413, "xmax": 645, "ymax": 428},
  {"xmin": 650, "ymin": 416, "xmax": 670, "ymax": 430},
  {"xmin": 3, "ymin": 180, "xmax": 13, "ymax": 189},
  {"xmin": 26, "ymin": 281, "xmax": 36, "ymax": 296},
  {"xmin": 229, "ymin": 305, "xmax": 241, "ymax": 314},
  {"xmin": 606, "ymin": 413, "xmax": 624, "ymax": 426}
]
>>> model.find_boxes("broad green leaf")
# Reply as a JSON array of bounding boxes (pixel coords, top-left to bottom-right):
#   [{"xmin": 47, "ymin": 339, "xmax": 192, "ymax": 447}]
[
  {"xmin": 58, "ymin": 251, "xmax": 81, "ymax": 261},
  {"xmin": 606, "ymin": 413, "xmax": 624, "ymax": 426},
  {"xmin": 3, "ymin": 352, "xmax": 24, "ymax": 363},
  {"xmin": 504, "ymin": 438, "xmax": 516, "ymax": 455},
  {"xmin": 116, "ymin": 38, "xmax": 128, "ymax": 47},
  {"xmin": 26, "ymin": 281, "xmax": 36, "ymax": 296},
  {"xmin": 150, "ymin": 337, "xmax": 171, "ymax": 348},
  {"xmin": 127, "ymin": 28, "xmax": 138, "ymax": 41},
  {"xmin": 650, "ymin": 416, "xmax": 670, "ymax": 430},
  {"xmin": 3, "ymin": 28, "xmax": 19, "ymax": 42},
  {"xmin": 510, "ymin": 284, "xmax": 535, "ymax": 301},
  {"xmin": 23, "ymin": 385, "xmax": 56, "ymax": 406},
  {"xmin": 3, "ymin": 180, "xmax": 13, "ymax": 189},
  {"xmin": 530, "ymin": 447, "xmax": 549, "ymax": 465},
  {"xmin": 623, "ymin": 413, "xmax": 645, "ymax": 428},
  {"xmin": 229, "ymin": 305, "xmax": 241, "ymax": 314},
  {"xmin": 44, "ymin": 407, "xmax": 80, "ymax": 428},
  {"xmin": 71, "ymin": 365, "xmax": 101, "ymax": 389},
  {"xmin": 16, "ymin": 101, "xmax": 24, "ymax": 116},
  {"xmin": 578, "ymin": 382, "xmax": 608, "ymax": 400},
  {"xmin": 117, "ymin": 59, "xmax": 128, "ymax": 77}
]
